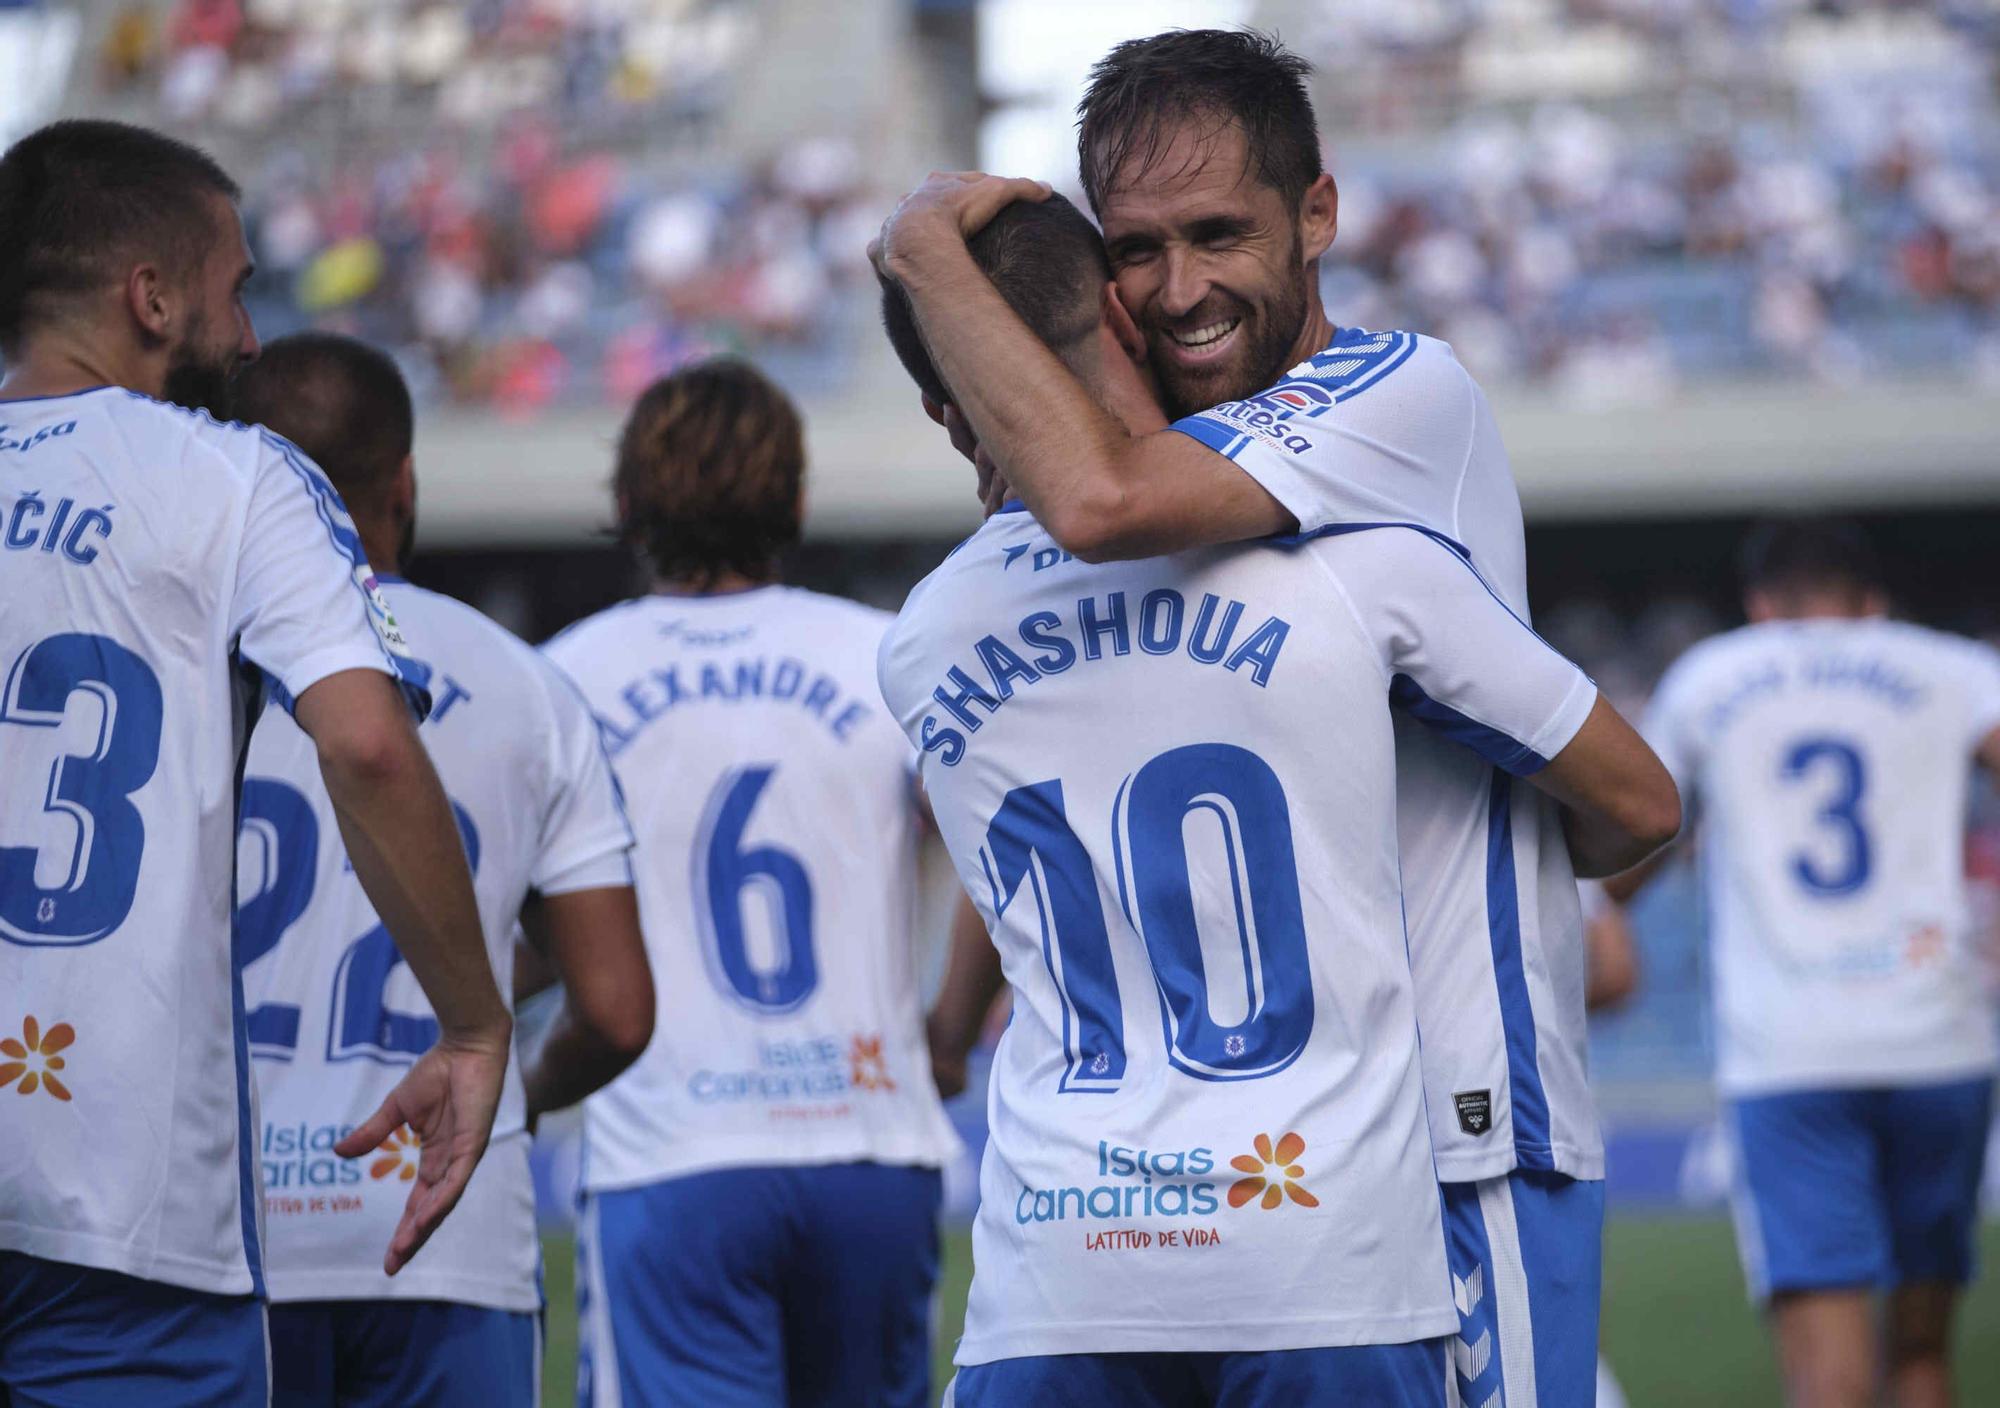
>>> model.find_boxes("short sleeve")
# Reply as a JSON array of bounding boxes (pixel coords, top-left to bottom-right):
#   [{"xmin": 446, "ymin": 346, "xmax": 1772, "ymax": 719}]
[
  {"xmin": 232, "ymin": 435, "xmax": 432, "ymax": 719},
  {"xmin": 1169, "ymin": 331, "xmax": 1474, "ymax": 540},
  {"xmin": 1953, "ymin": 640, "xmax": 2000, "ymax": 754},
  {"xmin": 1639, "ymin": 656, "xmax": 1704, "ymax": 802},
  {"xmin": 1316, "ymin": 526, "xmax": 1597, "ymax": 775},
  {"xmin": 531, "ymin": 660, "xmax": 636, "ymax": 896}
]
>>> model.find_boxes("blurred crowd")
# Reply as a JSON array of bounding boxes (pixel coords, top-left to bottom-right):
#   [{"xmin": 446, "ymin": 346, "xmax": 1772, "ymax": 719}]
[
  {"xmin": 1323, "ymin": 104, "xmax": 2000, "ymax": 401},
  {"xmin": 77, "ymin": 0, "xmax": 2000, "ymax": 410},
  {"xmin": 235, "ymin": 126, "xmax": 877, "ymax": 413}
]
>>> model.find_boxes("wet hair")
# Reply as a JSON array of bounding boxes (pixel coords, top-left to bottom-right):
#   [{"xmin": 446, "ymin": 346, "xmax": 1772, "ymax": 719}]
[
  {"xmin": 1076, "ymin": 28, "xmax": 1321, "ymax": 216},
  {"xmin": 231, "ymin": 332, "xmax": 414, "ymax": 515},
  {"xmin": 879, "ymin": 193, "xmax": 1111, "ymax": 405},
  {"xmin": 1739, "ymin": 517, "xmax": 1884, "ymax": 597},
  {"xmin": 0, "ymin": 119, "xmax": 240, "ymax": 353},
  {"xmin": 614, "ymin": 358, "xmax": 805, "ymax": 586}
]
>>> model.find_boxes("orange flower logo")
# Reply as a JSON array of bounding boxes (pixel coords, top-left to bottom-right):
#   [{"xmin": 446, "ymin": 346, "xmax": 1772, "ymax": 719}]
[
  {"xmin": 1228, "ymin": 1132, "xmax": 1319, "ymax": 1211},
  {"xmin": 0, "ymin": 1017, "xmax": 74, "ymax": 1102},
  {"xmin": 849, "ymin": 1034, "xmax": 896, "ymax": 1092},
  {"xmin": 369, "ymin": 1126, "xmax": 422, "ymax": 1182}
]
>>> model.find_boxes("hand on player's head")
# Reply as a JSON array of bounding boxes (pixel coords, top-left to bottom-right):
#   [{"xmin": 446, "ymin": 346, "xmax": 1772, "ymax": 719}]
[{"xmin": 871, "ymin": 171, "xmax": 1052, "ymax": 282}]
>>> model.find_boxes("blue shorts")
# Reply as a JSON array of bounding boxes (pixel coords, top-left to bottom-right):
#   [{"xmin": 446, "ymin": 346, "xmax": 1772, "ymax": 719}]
[
  {"xmin": 578, "ymin": 1161, "xmax": 942, "ymax": 1408},
  {"xmin": 0, "ymin": 1251, "xmax": 268, "ymax": 1407},
  {"xmin": 1441, "ymin": 1168, "xmax": 1604, "ymax": 1408},
  {"xmin": 944, "ymin": 1341, "xmax": 1451, "ymax": 1408},
  {"xmin": 1727, "ymin": 1075, "xmax": 1994, "ymax": 1301},
  {"xmin": 266, "ymin": 1299, "xmax": 539, "ymax": 1408}
]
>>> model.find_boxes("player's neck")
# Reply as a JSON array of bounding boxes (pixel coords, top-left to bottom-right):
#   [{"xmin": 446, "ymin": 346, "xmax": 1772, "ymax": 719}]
[
  {"xmin": 1287, "ymin": 291, "xmax": 1338, "ymax": 367},
  {"xmin": 653, "ymin": 570, "xmax": 773, "ymax": 598},
  {"xmin": 0, "ymin": 330, "xmax": 153, "ymax": 402}
]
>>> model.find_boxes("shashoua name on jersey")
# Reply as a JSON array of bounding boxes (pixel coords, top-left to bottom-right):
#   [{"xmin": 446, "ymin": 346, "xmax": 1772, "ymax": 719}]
[
  {"xmin": 879, "ymin": 510, "xmax": 1597, "ymax": 1361},
  {"xmin": 543, "ymin": 587, "xmax": 960, "ymax": 1191},
  {"xmin": 240, "ymin": 579, "xmax": 634, "ymax": 1310},
  {"xmin": 1170, "ymin": 327, "xmax": 1602, "ymax": 1181},
  {"xmin": 1645, "ymin": 618, "xmax": 2000, "ymax": 1096},
  {"xmin": 0, "ymin": 387, "xmax": 427, "ymax": 1296}
]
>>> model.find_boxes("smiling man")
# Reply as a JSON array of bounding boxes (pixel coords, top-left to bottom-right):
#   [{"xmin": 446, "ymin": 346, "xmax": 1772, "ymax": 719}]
[{"xmin": 876, "ymin": 29, "xmax": 1623, "ymax": 1408}]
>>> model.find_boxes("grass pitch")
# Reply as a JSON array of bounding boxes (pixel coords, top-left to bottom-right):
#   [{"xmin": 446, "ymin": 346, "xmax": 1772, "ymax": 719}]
[{"xmin": 540, "ymin": 1217, "xmax": 2000, "ymax": 1405}]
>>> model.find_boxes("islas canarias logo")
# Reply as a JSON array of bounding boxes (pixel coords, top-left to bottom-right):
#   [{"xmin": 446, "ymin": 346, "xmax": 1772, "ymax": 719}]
[
  {"xmin": 369, "ymin": 1125, "xmax": 422, "ymax": 1183},
  {"xmin": 1228, "ymin": 1131, "xmax": 1319, "ymax": 1211},
  {"xmin": 0, "ymin": 1016, "xmax": 74, "ymax": 1102}
]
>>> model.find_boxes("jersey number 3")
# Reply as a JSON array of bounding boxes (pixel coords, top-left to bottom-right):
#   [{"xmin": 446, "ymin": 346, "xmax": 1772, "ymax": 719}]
[
  {"xmin": 1781, "ymin": 735, "xmax": 1872, "ymax": 897},
  {"xmin": 0, "ymin": 634, "xmax": 163, "ymax": 946}
]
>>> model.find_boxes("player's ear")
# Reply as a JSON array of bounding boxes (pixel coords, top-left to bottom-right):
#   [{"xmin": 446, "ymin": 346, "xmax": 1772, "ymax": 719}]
[
  {"xmin": 920, "ymin": 394, "xmax": 948, "ymax": 427},
  {"xmin": 1298, "ymin": 172, "xmax": 1338, "ymax": 264},
  {"xmin": 1104, "ymin": 283, "xmax": 1146, "ymax": 363},
  {"xmin": 126, "ymin": 262, "xmax": 173, "ymax": 343}
]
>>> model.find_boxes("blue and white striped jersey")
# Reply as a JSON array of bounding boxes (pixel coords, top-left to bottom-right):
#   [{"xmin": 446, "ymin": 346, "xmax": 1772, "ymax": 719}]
[
  {"xmin": 241, "ymin": 580, "xmax": 634, "ymax": 1310},
  {"xmin": 1173, "ymin": 328, "xmax": 1602, "ymax": 1181},
  {"xmin": 880, "ymin": 514, "xmax": 1597, "ymax": 1360},
  {"xmin": 1645, "ymin": 618, "xmax": 2000, "ymax": 1096},
  {"xmin": 1168, "ymin": 332, "xmax": 1600, "ymax": 1184},
  {"xmin": 0, "ymin": 387, "xmax": 426, "ymax": 1296}
]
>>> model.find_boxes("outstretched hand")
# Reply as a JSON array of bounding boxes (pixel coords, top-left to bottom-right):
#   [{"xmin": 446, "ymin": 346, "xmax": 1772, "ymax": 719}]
[
  {"xmin": 869, "ymin": 171, "xmax": 1051, "ymax": 282},
  {"xmin": 335, "ymin": 1030, "xmax": 511, "ymax": 1276}
]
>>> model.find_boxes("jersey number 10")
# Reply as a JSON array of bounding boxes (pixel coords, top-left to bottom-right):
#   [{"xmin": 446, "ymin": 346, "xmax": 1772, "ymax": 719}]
[{"xmin": 982, "ymin": 741, "xmax": 1314, "ymax": 1093}]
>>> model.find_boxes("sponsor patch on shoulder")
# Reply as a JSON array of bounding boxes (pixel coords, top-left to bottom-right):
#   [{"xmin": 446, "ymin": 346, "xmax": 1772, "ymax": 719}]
[{"xmin": 353, "ymin": 564, "xmax": 412, "ymax": 658}]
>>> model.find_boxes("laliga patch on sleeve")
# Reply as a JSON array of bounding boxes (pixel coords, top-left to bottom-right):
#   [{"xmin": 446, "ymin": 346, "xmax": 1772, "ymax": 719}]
[
  {"xmin": 1453, "ymin": 1089, "xmax": 1493, "ymax": 1136},
  {"xmin": 353, "ymin": 564, "xmax": 413, "ymax": 659}
]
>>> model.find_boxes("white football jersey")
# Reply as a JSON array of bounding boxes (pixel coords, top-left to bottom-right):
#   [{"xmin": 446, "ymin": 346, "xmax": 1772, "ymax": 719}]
[
  {"xmin": 880, "ymin": 512, "xmax": 1598, "ymax": 1361},
  {"xmin": 0, "ymin": 388, "xmax": 426, "ymax": 1296},
  {"xmin": 1644, "ymin": 618, "xmax": 2000, "ymax": 1096},
  {"xmin": 1173, "ymin": 328, "xmax": 1601, "ymax": 1180},
  {"xmin": 543, "ymin": 587, "xmax": 960, "ymax": 1191},
  {"xmin": 240, "ymin": 579, "xmax": 633, "ymax": 1309}
]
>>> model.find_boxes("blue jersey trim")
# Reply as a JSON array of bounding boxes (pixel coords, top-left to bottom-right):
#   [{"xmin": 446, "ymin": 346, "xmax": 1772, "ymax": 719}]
[
  {"xmin": 228, "ymin": 665, "xmax": 269, "ymax": 1298},
  {"xmin": 261, "ymin": 432, "xmax": 434, "ymax": 718},
  {"xmin": 1390, "ymin": 674, "xmax": 1551, "ymax": 777},
  {"xmin": 1166, "ymin": 328, "xmax": 1422, "ymax": 462},
  {"xmin": 1485, "ymin": 773, "xmax": 1552, "ymax": 1169}
]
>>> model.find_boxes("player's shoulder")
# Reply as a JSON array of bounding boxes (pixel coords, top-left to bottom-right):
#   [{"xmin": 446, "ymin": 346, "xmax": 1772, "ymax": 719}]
[
  {"xmin": 540, "ymin": 596, "xmax": 651, "ymax": 669},
  {"xmin": 87, "ymin": 388, "xmax": 277, "ymax": 480},
  {"xmin": 764, "ymin": 584, "xmax": 897, "ymax": 637},
  {"xmin": 392, "ymin": 581, "xmax": 535, "ymax": 663},
  {"xmin": 1654, "ymin": 622, "xmax": 1772, "ymax": 692},
  {"xmin": 1859, "ymin": 618, "xmax": 2000, "ymax": 681},
  {"xmin": 1286, "ymin": 326, "xmax": 1458, "ymax": 397}
]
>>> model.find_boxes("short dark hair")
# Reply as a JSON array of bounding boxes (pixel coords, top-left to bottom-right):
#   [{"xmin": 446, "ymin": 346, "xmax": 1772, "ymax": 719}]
[
  {"xmin": 880, "ymin": 193, "xmax": 1110, "ymax": 405},
  {"xmin": 231, "ymin": 333, "xmax": 414, "ymax": 513},
  {"xmin": 1077, "ymin": 29, "xmax": 1321, "ymax": 216},
  {"xmin": 0, "ymin": 119, "xmax": 241, "ymax": 354},
  {"xmin": 1739, "ymin": 517, "xmax": 1884, "ymax": 597},
  {"xmin": 615, "ymin": 358, "xmax": 805, "ymax": 586}
]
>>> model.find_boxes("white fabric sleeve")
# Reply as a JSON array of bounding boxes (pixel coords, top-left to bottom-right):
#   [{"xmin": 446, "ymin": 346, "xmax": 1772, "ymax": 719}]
[
  {"xmin": 1167, "ymin": 331, "xmax": 1475, "ymax": 539},
  {"xmin": 1952, "ymin": 639, "xmax": 2000, "ymax": 755},
  {"xmin": 231, "ymin": 435, "xmax": 431, "ymax": 718},
  {"xmin": 1638, "ymin": 655, "xmax": 1704, "ymax": 802},
  {"xmin": 1315, "ymin": 526, "xmax": 1597, "ymax": 776},
  {"xmin": 530, "ymin": 660, "xmax": 637, "ymax": 896}
]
